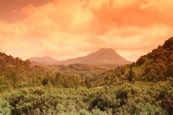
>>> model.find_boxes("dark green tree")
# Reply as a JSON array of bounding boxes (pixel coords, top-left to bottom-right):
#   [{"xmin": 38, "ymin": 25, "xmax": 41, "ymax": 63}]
[
  {"xmin": 128, "ymin": 67, "xmax": 134, "ymax": 82},
  {"xmin": 42, "ymin": 79, "xmax": 48, "ymax": 86}
]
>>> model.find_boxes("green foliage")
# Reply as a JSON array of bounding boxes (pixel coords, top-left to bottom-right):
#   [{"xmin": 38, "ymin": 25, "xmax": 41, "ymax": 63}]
[
  {"xmin": 0, "ymin": 99, "xmax": 11, "ymax": 115},
  {"xmin": 79, "ymin": 109, "xmax": 92, "ymax": 115},
  {"xmin": 0, "ymin": 81, "xmax": 172, "ymax": 114}
]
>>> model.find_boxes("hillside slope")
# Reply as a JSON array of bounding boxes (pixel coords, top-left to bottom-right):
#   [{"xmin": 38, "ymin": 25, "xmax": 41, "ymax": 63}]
[
  {"xmin": 92, "ymin": 37, "xmax": 173, "ymax": 86},
  {"xmin": 0, "ymin": 52, "xmax": 48, "ymax": 88}
]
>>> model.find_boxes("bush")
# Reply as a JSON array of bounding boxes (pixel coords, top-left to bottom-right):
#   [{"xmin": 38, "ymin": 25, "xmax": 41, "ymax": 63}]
[{"xmin": 0, "ymin": 81, "xmax": 172, "ymax": 114}]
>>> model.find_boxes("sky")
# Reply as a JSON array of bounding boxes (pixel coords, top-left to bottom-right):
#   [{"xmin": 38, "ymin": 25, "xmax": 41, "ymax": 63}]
[{"xmin": 0, "ymin": 0, "xmax": 173, "ymax": 61}]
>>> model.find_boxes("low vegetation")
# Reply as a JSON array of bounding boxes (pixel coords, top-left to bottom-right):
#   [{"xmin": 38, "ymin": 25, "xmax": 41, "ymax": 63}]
[{"xmin": 0, "ymin": 80, "xmax": 173, "ymax": 115}]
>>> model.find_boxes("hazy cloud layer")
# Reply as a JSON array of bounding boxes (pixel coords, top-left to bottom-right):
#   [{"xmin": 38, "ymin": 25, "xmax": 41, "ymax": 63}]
[{"xmin": 0, "ymin": 0, "xmax": 173, "ymax": 61}]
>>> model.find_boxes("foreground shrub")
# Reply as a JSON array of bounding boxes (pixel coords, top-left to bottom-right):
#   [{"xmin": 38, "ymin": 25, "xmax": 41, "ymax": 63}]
[{"xmin": 0, "ymin": 81, "xmax": 172, "ymax": 115}]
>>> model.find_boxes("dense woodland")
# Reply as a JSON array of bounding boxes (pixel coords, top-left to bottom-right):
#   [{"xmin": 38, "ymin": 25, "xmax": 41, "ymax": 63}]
[{"xmin": 0, "ymin": 37, "xmax": 173, "ymax": 114}]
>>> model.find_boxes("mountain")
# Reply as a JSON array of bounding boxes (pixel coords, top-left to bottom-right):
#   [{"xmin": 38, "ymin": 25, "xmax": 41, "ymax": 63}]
[
  {"xmin": 92, "ymin": 37, "xmax": 173, "ymax": 85},
  {"xmin": 57, "ymin": 48, "xmax": 131, "ymax": 66},
  {"xmin": 0, "ymin": 37, "xmax": 172, "ymax": 89},
  {"xmin": 29, "ymin": 56, "xmax": 59, "ymax": 65}
]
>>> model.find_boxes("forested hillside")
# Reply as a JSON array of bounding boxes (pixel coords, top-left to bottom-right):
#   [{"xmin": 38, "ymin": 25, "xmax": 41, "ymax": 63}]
[
  {"xmin": 0, "ymin": 53, "xmax": 46, "ymax": 88},
  {"xmin": 89, "ymin": 37, "xmax": 173, "ymax": 87},
  {"xmin": 0, "ymin": 38, "xmax": 173, "ymax": 88},
  {"xmin": 0, "ymin": 51, "xmax": 109, "ymax": 89}
]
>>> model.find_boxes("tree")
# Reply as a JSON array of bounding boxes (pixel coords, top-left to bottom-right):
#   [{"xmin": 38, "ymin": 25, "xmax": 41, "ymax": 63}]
[
  {"xmin": 128, "ymin": 67, "xmax": 134, "ymax": 82},
  {"xmin": 10, "ymin": 72, "xmax": 18, "ymax": 87},
  {"xmin": 42, "ymin": 79, "xmax": 48, "ymax": 86},
  {"xmin": 55, "ymin": 72, "xmax": 61, "ymax": 80},
  {"xmin": 85, "ymin": 77, "xmax": 91, "ymax": 88}
]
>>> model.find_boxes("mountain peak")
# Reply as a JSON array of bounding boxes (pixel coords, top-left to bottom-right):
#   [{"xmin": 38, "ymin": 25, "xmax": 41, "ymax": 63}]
[
  {"xmin": 98, "ymin": 48, "xmax": 115, "ymax": 51},
  {"xmin": 96, "ymin": 48, "xmax": 117, "ymax": 53},
  {"xmin": 87, "ymin": 48, "xmax": 119, "ymax": 58}
]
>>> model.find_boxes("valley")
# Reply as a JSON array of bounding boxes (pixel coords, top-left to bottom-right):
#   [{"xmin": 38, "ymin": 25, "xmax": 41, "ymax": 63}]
[{"xmin": 0, "ymin": 37, "xmax": 172, "ymax": 114}]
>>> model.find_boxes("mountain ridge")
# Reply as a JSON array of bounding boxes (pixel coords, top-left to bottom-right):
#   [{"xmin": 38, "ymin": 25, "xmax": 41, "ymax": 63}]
[
  {"xmin": 29, "ymin": 48, "xmax": 131, "ymax": 66},
  {"xmin": 56, "ymin": 48, "xmax": 131, "ymax": 66}
]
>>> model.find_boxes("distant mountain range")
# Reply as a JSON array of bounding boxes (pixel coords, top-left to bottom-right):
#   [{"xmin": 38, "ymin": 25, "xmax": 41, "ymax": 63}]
[
  {"xmin": 0, "ymin": 37, "xmax": 172, "ymax": 86},
  {"xmin": 29, "ymin": 56, "xmax": 59, "ymax": 65},
  {"xmin": 29, "ymin": 48, "xmax": 131, "ymax": 66}
]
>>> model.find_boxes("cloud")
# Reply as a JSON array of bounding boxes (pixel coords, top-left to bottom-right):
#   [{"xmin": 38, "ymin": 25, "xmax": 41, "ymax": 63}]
[
  {"xmin": 0, "ymin": 0, "xmax": 173, "ymax": 61},
  {"xmin": 86, "ymin": 0, "xmax": 173, "ymax": 34},
  {"xmin": 0, "ymin": 0, "xmax": 52, "ymax": 23}
]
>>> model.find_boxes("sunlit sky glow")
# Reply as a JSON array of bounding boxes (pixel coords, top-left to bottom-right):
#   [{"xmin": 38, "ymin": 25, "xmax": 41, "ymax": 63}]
[{"xmin": 0, "ymin": 0, "xmax": 173, "ymax": 61}]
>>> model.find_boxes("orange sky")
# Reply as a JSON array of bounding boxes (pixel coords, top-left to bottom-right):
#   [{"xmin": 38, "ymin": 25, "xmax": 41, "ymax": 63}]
[{"xmin": 0, "ymin": 0, "xmax": 173, "ymax": 61}]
